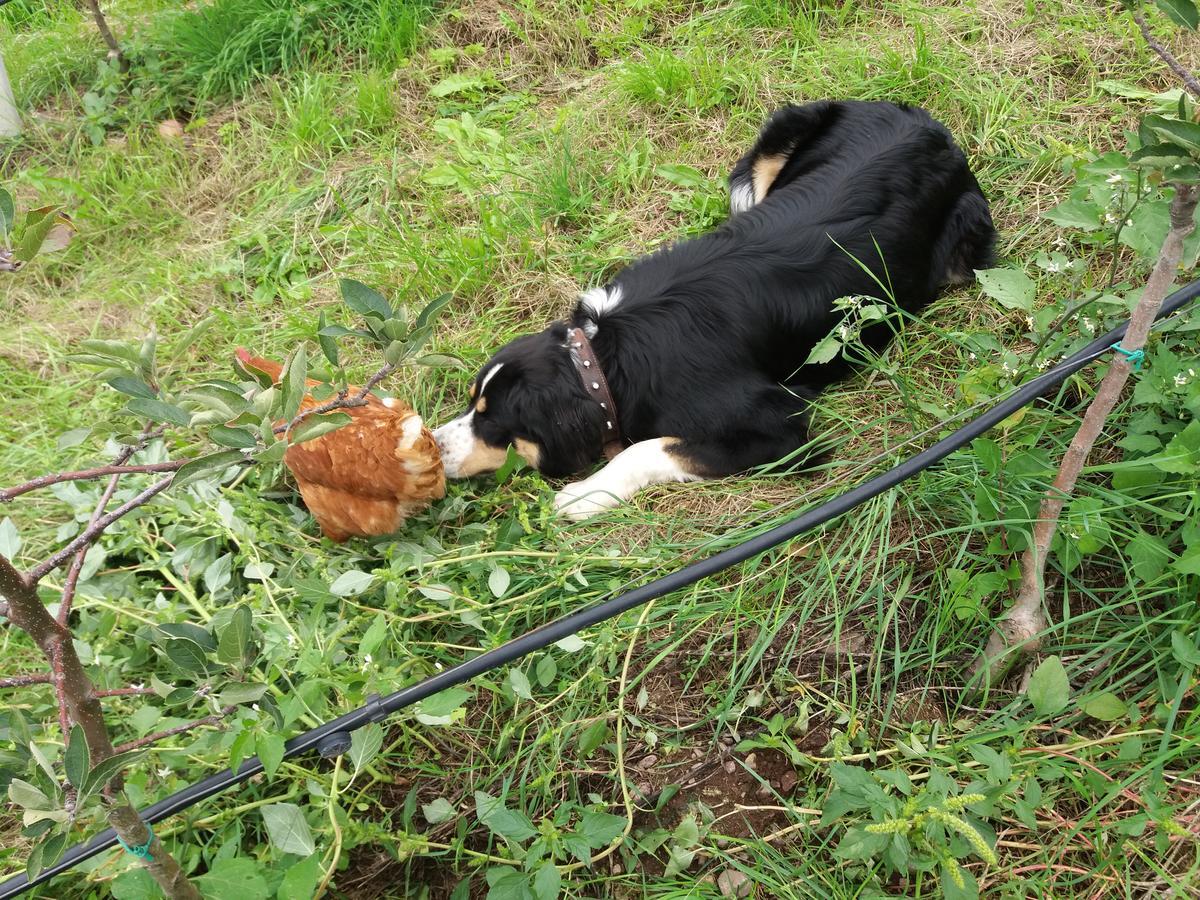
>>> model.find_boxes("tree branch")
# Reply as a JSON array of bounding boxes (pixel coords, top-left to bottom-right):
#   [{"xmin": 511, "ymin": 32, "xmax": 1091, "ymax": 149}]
[
  {"xmin": 1, "ymin": 461, "xmax": 184, "ymax": 503},
  {"xmin": 28, "ymin": 475, "xmax": 174, "ymax": 583},
  {"xmin": 975, "ymin": 184, "xmax": 1200, "ymax": 683},
  {"xmin": 114, "ymin": 706, "xmax": 236, "ymax": 754},
  {"xmin": 1132, "ymin": 7, "xmax": 1200, "ymax": 99}
]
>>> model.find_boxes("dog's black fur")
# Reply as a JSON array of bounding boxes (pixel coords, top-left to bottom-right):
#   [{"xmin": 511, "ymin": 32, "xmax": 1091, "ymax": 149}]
[{"xmin": 446, "ymin": 100, "xmax": 996, "ymax": 482}]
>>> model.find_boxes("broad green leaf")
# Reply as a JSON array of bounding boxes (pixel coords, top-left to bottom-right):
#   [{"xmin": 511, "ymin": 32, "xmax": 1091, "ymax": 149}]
[
  {"xmin": 1042, "ymin": 198, "xmax": 1102, "ymax": 231},
  {"xmin": 108, "ymin": 376, "xmax": 157, "ymax": 399},
  {"xmin": 243, "ymin": 561, "xmax": 274, "ymax": 581},
  {"xmin": 577, "ymin": 720, "xmax": 608, "ymax": 756},
  {"xmin": 531, "ymin": 862, "xmax": 560, "ymax": 900},
  {"xmin": 415, "ymin": 686, "xmax": 470, "ymax": 726},
  {"xmin": 14, "ymin": 206, "xmax": 62, "ymax": 263},
  {"xmin": 290, "ymin": 412, "xmax": 352, "ymax": 445},
  {"xmin": 360, "ymin": 612, "xmax": 388, "ymax": 658},
  {"xmin": 1143, "ymin": 114, "xmax": 1200, "ymax": 155},
  {"xmin": 64, "ymin": 724, "xmax": 89, "ymax": 789},
  {"xmin": 56, "ymin": 427, "xmax": 91, "ymax": 449},
  {"xmin": 555, "ymin": 634, "xmax": 586, "ymax": 652},
  {"xmin": 509, "ymin": 668, "xmax": 533, "ymax": 700},
  {"xmin": 1151, "ymin": 421, "xmax": 1200, "ymax": 473},
  {"xmin": 430, "ymin": 73, "xmax": 486, "ymax": 97},
  {"xmin": 804, "ymin": 334, "xmax": 842, "ymax": 365},
  {"xmin": 414, "ymin": 353, "xmax": 467, "ymax": 369},
  {"xmin": 579, "ymin": 809, "xmax": 626, "ymax": 848},
  {"xmin": 414, "ymin": 292, "xmax": 454, "ymax": 332},
  {"xmin": 1082, "ymin": 692, "xmax": 1128, "ymax": 721},
  {"xmin": 330, "ymin": 569, "xmax": 375, "ymax": 597},
  {"xmin": 8, "ymin": 778, "xmax": 50, "ymax": 810},
  {"xmin": 280, "ymin": 345, "xmax": 308, "ymax": 423},
  {"xmin": 171, "ymin": 449, "xmax": 247, "ymax": 490},
  {"xmin": 261, "ymin": 803, "xmax": 316, "ymax": 856},
  {"xmin": 672, "ymin": 814, "xmax": 700, "ymax": 847},
  {"xmin": 1156, "ymin": 0, "xmax": 1200, "ymax": 29},
  {"xmin": 1026, "ymin": 655, "xmax": 1070, "ymax": 716},
  {"xmin": 975, "ymin": 267, "xmax": 1036, "ymax": 312},
  {"xmin": 1130, "ymin": 142, "xmax": 1194, "ymax": 169},
  {"xmin": 257, "ymin": 732, "xmax": 285, "ymax": 779},
  {"xmin": 1128, "ymin": 529, "xmax": 1172, "ymax": 583},
  {"xmin": 483, "ymin": 868, "xmax": 534, "ymax": 900},
  {"xmin": 276, "ymin": 853, "xmax": 323, "ymax": 900},
  {"xmin": 110, "ymin": 869, "xmax": 158, "ymax": 900},
  {"xmin": 340, "ymin": 279, "xmax": 392, "ymax": 320},
  {"xmin": 80, "ymin": 749, "xmax": 145, "ymax": 800},
  {"xmin": 422, "ymin": 797, "xmax": 456, "ymax": 824},
  {"xmin": 488, "ymin": 566, "xmax": 511, "ymax": 598},
  {"xmin": 128, "ymin": 397, "xmax": 190, "ymax": 427},
  {"xmin": 349, "ymin": 723, "xmax": 383, "ymax": 776},
  {"xmin": 535, "ymin": 654, "xmax": 556, "ymax": 687},
  {"xmin": 0, "ymin": 187, "xmax": 13, "ymax": 240},
  {"xmin": 218, "ymin": 682, "xmax": 268, "ymax": 706},
  {"xmin": 195, "ymin": 857, "xmax": 270, "ymax": 900},
  {"xmin": 163, "ymin": 637, "xmax": 210, "ymax": 673},
  {"xmin": 210, "ymin": 425, "xmax": 259, "ymax": 449},
  {"xmin": 316, "ymin": 311, "xmax": 339, "ymax": 367},
  {"xmin": 656, "ymin": 163, "xmax": 709, "ymax": 188},
  {"xmin": 1175, "ymin": 549, "xmax": 1200, "ymax": 576},
  {"xmin": 158, "ymin": 622, "xmax": 216, "ymax": 650},
  {"xmin": 475, "ymin": 791, "xmax": 537, "ymax": 842},
  {"xmin": 834, "ymin": 825, "xmax": 890, "ymax": 860},
  {"xmin": 216, "ymin": 604, "xmax": 254, "ymax": 666}
]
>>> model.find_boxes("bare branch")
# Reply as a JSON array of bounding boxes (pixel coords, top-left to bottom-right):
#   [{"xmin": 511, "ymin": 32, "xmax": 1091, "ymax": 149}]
[
  {"xmin": 0, "ymin": 674, "xmax": 52, "ymax": 688},
  {"xmin": 0, "ymin": 675, "xmax": 154, "ymax": 697},
  {"xmin": 975, "ymin": 184, "xmax": 1200, "ymax": 682},
  {"xmin": 1132, "ymin": 7, "xmax": 1200, "ymax": 99},
  {"xmin": 1, "ymin": 461, "xmax": 184, "ymax": 503},
  {"xmin": 274, "ymin": 362, "xmax": 397, "ymax": 437},
  {"xmin": 114, "ymin": 706, "xmax": 236, "ymax": 754},
  {"xmin": 29, "ymin": 475, "xmax": 174, "ymax": 583}
]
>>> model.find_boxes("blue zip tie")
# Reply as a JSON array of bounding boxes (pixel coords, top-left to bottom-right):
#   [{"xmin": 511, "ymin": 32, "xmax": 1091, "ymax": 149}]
[
  {"xmin": 115, "ymin": 824, "xmax": 154, "ymax": 862},
  {"xmin": 1110, "ymin": 342, "xmax": 1145, "ymax": 371}
]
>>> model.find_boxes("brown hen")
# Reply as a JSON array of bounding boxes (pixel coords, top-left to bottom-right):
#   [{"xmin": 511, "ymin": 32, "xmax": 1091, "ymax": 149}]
[{"xmin": 237, "ymin": 350, "xmax": 445, "ymax": 542}]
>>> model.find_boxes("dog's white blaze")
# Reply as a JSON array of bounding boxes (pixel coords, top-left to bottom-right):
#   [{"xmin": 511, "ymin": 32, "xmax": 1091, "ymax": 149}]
[
  {"xmin": 553, "ymin": 438, "xmax": 701, "ymax": 521},
  {"xmin": 478, "ymin": 362, "xmax": 504, "ymax": 395},
  {"xmin": 730, "ymin": 180, "xmax": 756, "ymax": 214},
  {"xmin": 580, "ymin": 285, "xmax": 623, "ymax": 321},
  {"xmin": 432, "ymin": 411, "xmax": 475, "ymax": 477}
]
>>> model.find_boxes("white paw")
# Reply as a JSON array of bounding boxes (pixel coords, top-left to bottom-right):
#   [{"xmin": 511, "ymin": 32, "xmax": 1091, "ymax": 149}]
[{"xmin": 554, "ymin": 481, "xmax": 621, "ymax": 521}]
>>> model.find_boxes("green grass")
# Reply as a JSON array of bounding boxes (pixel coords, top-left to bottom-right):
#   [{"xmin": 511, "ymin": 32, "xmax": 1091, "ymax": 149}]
[{"xmin": 2, "ymin": 0, "xmax": 1200, "ymax": 897}]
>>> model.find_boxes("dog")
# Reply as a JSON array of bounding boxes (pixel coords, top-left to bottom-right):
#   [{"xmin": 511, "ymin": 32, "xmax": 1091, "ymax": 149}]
[{"xmin": 434, "ymin": 100, "xmax": 996, "ymax": 520}]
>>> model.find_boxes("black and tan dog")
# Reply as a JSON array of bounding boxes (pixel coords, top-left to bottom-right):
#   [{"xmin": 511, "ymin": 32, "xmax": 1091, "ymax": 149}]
[{"xmin": 434, "ymin": 100, "xmax": 996, "ymax": 519}]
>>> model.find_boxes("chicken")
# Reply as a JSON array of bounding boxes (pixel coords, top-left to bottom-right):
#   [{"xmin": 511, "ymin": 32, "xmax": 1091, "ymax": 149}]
[{"xmin": 235, "ymin": 350, "xmax": 445, "ymax": 542}]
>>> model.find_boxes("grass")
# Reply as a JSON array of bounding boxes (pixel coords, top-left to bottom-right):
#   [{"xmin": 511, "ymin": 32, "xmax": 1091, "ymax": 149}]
[{"xmin": 2, "ymin": 0, "xmax": 1200, "ymax": 897}]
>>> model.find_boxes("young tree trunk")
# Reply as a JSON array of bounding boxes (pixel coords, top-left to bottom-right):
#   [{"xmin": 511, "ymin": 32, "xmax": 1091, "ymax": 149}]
[
  {"xmin": 0, "ymin": 557, "xmax": 200, "ymax": 899},
  {"xmin": 974, "ymin": 184, "xmax": 1200, "ymax": 684},
  {"xmin": 83, "ymin": 0, "xmax": 126, "ymax": 72}
]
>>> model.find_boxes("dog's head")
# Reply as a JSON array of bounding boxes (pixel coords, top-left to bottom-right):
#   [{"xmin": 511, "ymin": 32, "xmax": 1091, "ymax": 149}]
[{"xmin": 434, "ymin": 323, "xmax": 607, "ymax": 479}]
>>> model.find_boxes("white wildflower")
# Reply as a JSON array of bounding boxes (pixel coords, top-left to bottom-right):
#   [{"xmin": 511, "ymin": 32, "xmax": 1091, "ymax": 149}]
[
  {"xmin": 1025, "ymin": 315, "xmax": 1036, "ymax": 329},
  {"xmin": 1104, "ymin": 211, "xmax": 1118, "ymax": 224},
  {"xmin": 1125, "ymin": 219, "xmax": 1134, "ymax": 227},
  {"xmin": 1107, "ymin": 172, "xmax": 1123, "ymax": 184},
  {"xmin": 157, "ymin": 767, "xmax": 171, "ymax": 779},
  {"xmin": 1176, "ymin": 372, "xmax": 1190, "ymax": 387},
  {"xmin": 968, "ymin": 352, "xmax": 977, "ymax": 361},
  {"xmin": 361, "ymin": 653, "xmax": 372, "ymax": 672}
]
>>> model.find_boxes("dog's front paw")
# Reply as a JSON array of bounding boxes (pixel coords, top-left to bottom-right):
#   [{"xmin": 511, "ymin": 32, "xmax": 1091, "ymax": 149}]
[{"xmin": 554, "ymin": 482, "xmax": 621, "ymax": 521}]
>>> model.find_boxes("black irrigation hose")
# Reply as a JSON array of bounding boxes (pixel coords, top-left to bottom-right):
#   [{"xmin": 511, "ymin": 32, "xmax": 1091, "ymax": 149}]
[{"xmin": 3, "ymin": 281, "xmax": 1198, "ymax": 897}]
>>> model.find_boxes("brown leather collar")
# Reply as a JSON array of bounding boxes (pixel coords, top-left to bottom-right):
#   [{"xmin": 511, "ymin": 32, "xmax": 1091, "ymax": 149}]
[{"xmin": 567, "ymin": 326, "xmax": 623, "ymax": 460}]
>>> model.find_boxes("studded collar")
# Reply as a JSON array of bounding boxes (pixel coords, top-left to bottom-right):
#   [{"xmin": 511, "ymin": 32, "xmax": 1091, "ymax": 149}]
[{"xmin": 567, "ymin": 326, "xmax": 623, "ymax": 460}]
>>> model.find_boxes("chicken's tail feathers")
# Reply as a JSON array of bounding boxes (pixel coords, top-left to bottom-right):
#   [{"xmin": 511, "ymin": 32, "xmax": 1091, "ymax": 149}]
[{"xmin": 235, "ymin": 349, "xmax": 284, "ymax": 384}]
